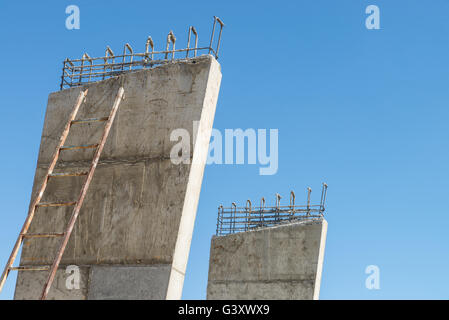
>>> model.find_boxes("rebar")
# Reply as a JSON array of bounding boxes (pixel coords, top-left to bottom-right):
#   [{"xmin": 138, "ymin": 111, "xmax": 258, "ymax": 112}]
[
  {"xmin": 60, "ymin": 17, "xmax": 224, "ymax": 90},
  {"xmin": 216, "ymin": 184, "xmax": 328, "ymax": 236}
]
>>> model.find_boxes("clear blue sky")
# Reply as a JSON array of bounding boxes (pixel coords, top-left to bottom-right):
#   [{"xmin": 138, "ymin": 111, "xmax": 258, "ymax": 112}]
[{"xmin": 1, "ymin": 0, "xmax": 449, "ymax": 300}]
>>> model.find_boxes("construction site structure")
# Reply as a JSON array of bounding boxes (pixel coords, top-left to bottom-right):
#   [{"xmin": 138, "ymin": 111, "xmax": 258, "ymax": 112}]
[
  {"xmin": 0, "ymin": 88, "xmax": 124, "ymax": 299},
  {"xmin": 1, "ymin": 17, "xmax": 223, "ymax": 300},
  {"xmin": 207, "ymin": 186, "xmax": 328, "ymax": 300}
]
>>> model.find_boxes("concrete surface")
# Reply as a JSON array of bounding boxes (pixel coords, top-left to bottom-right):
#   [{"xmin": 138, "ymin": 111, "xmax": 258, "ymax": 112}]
[
  {"xmin": 13, "ymin": 55, "xmax": 222, "ymax": 299},
  {"xmin": 206, "ymin": 219, "xmax": 328, "ymax": 300},
  {"xmin": 14, "ymin": 265, "xmax": 89, "ymax": 300},
  {"xmin": 88, "ymin": 265, "xmax": 171, "ymax": 300}
]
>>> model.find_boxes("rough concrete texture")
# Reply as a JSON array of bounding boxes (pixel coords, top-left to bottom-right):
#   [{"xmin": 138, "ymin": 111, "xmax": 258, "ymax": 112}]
[
  {"xmin": 207, "ymin": 219, "xmax": 328, "ymax": 300},
  {"xmin": 14, "ymin": 266, "xmax": 89, "ymax": 300},
  {"xmin": 88, "ymin": 265, "xmax": 171, "ymax": 300},
  {"xmin": 14, "ymin": 55, "xmax": 222, "ymax": 299}
]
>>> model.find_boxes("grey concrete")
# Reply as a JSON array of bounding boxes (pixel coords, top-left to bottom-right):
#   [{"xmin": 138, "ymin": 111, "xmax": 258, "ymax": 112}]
[
  {"xmin": 14, "ymin": 266, "xmax": 89, "ymax": 300},
  {"xmin": 166, "ymin": 53, "xmax": 222, "ymax": 299},
  {"xmin": 14, "ymin": 55, "xmax": 222, "ymax": 299},
  {"xmin": 88, "ymin": 265, "xmax": 171, "ymax": 300},
  {"xmin": 207, "ymin": 219, "xmax": 328, "ymax": 300}
]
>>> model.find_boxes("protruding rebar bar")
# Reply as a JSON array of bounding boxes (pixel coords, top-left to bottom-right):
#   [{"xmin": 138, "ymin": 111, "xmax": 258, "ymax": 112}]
[
  {"xmin": 64, "ymin": 59, "xmax": 74, "ymax": 87},
  {"xmin": 214, "ymin": 16, "xmax": 225, "ymax": 59},
  {"xmin": 275, "ymin": 193, "xmax": 281, "ymax": 222},
  {"xmin": 60, "ymin": 17, "xmax": 225, "ymax": 90},
  {"xmin": 79, "ymin": 53, "xmax": 93, "ymax": 83},
  {"xmin": 231, "ymin": 202, "xmax": 237, "ymax": 234},
  {"xmin": 60, "ymin": 59, "xmax": 68, "ymax": 90},
  {"xmin": 307, "ymin": 187, "xmax": 312, "ymax": 216},
  {"xmin": 320, "ymin": 183, "xmax": 328, "ymax": 213},
  {"xmin": 186, "ymin": 26, "xmax": 198, "ymax": 58},
  {"xmin": 165, "ymin": 31, "xmax": 176, "ymax": 60},
  {"xmin": 289, "ymin": 191, "xmax": 296, "ymax": 220},
  {"xmin": 122, "ymin": 43, "xmax": 133, "ymax": 71},
  {"xmin": 208, "ymin": 16, "xmax": 225, "ymax": 58},
  {"xmin": 260, "ymin": 197, "xmax": 265, "ymax": 227},
  {"xmin": 103, "ymin": 46, "xmax": 114, "ymax": 80},
  {"xmin": 245, "ymin": 200, "xmax": 252, "ymax": 231},
  {"xmin": 145, "ymin": 36, "xmax": 154, "ymax": 64},
  {"xmin": 217, "ymin": 205, "xmax": 223, "ymax": 235},
  {"xmin": 216, "ymin": 184, "xmax": 328, "ymax": 236}
]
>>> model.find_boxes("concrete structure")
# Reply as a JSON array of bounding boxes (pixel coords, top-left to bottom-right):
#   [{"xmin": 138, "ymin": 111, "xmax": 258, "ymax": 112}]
[
  {"xmin": 14, "ymin": 55, "xmax": 222, "ymax": 299},
  {"xmin": 207, "ymin": 219, "xmax": 328, "ymax": 300}
]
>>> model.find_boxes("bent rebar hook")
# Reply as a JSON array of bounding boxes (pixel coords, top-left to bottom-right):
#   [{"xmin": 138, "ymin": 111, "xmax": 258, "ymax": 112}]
[
  {"xmin": 320, "ymin": 183, "xmax": 328, "ymax": 213},
  {"xmin": 80, "ymin": 53, "xmax": 93, "ymax": 83},
  {"xmin": 217, "ymin": 205, "xmax": 224, "ymax": 235},
  {"xmin": 165, "ymin": 31, "xmax": 176, "ymax": 60},
  {"xmin": 122, "ymin": 43, "xmax": 133, "ymax": 71},
  {"xmin": 290, "ymin": 191, "xmax": 295, "ymax": 207},
  {"xmin": 260, "ymin": 197, "xmax": 265, "ymax": 227},
  {"xmin": 275, "ymin": 193, "xmax": 281, "ymax": 222},
  {"xmin": 246, "ymin": 199, "xmax": 252, "ymax": 212},
  {"xmin": 186, "ymin": 26, "xmax": 198, "ymax": 58},
  {"xmin": 145, "ymin": 36, "xmax": 154, "ymax": 62},
  {"xmin": 290, "ymin": 191, "xmax": 295, "ymax": 217},
  {"xmin": 307, "ymin": 187, "xmax": 312, "ymax": 216},
  {"xmin": 61, "ymin": 58, "xmax": 74, "ymax": 89},
  {"xmin": 275, "ymin": 193, "xmax": 281, "ymax": 209},
  {"xmin": 103, "ymin": 46, "xmax": 114, "ymax": 80},
  {"xmin": 231, "ymin": 202, "xmax": 237, "ymax": 233},
  {"xmin": 209, "ymin": 16, "xmax": 225, "ymax": 58},
  {"xmin": 245, "ymin": 200, "xmax": 252, "ymax": 231}
]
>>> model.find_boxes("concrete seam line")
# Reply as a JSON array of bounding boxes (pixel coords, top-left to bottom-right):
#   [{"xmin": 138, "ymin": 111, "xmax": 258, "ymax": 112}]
[
  {"xmin": 37, "ymin": 156, "xmax": 182, "ymax": 168},
  {"xmin": 209, "ymin": 279, "xmax": 315, "ymax": 284}
]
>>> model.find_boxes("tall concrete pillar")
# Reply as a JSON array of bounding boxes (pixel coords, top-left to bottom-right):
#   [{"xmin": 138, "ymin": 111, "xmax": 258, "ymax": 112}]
[
  {"xmin": 207, "ymin": 219, "xmax": 328, "ymax": 300},
  {"xmin": 14, "ymin": 55, "xmax": 222, "ymax": 299}
]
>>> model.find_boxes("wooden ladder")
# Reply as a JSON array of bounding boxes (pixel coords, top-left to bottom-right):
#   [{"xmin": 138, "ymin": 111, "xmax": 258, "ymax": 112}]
[{"xmin": 0, "ymin": 86, "xmax": 125, "ymax": 299}]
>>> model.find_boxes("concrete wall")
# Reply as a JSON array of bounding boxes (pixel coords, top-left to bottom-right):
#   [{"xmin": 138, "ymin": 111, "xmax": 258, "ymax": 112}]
[
  {"xmin": 14, "ymin": 55, "xmax": 221, "ymax": 299},
  {"xmin": 207, "ymin": 219, "xmax": 328, "ymax": 300}
]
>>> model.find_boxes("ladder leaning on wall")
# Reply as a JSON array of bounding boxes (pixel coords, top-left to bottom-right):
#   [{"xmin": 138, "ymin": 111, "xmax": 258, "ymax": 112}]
[{"xmin": 0, "ymin": 86, "xmax": 125, "ymax": 300}]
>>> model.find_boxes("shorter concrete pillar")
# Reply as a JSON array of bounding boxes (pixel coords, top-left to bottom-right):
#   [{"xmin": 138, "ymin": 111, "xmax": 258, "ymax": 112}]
[{"xmin": 206, "ymin": 218, "xmax": 327, "ymax": 300}]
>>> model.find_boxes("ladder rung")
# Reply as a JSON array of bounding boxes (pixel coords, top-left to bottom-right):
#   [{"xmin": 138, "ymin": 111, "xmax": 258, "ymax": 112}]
[
  {"xmin": 0, "ymin": 87, "xmax": 124, "ymax": 299},
  {"xmin": 60, "ymin": 144, "xmax": 99, "ymax": 151},
  {"xmin": 71, "ymin": 117, "xmax": 109, "ymax": 124},
  {"xmin": 49, "ymin": 171, "xmax": 88, "ymax": 178},
  {"xmin": 36, "ymin": 202, "xmax": 77, "ymax": 207},
  {"xmin": 21, "ymin": 233, "xmax": 65, "ymax": 238},
  {"xmin": 9, "ymin": 266, "xmax": 51, "ymax": 271}
]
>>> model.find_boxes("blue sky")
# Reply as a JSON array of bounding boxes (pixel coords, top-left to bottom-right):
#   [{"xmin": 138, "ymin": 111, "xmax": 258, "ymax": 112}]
[{"xmin": 1, "ymin": 0, "xmax": 449, "ymax": 299}]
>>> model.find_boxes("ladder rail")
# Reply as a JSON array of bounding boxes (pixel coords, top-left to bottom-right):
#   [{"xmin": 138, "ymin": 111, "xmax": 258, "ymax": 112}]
[
  {"xmin": 0, "ymin": 89, "xmax": 88, "ymax": 293},
  {"xmin": 40, "ymin": 87, "xmax": 124, "ymax": 299}
]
